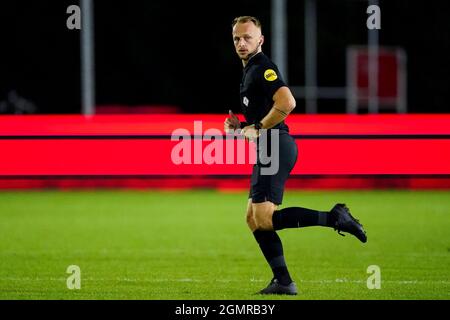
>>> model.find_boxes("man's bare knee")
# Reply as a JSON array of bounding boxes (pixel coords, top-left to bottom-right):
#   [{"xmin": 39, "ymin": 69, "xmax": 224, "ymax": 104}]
[
  {"xmin": 246, "ymin": 199, "xmax": 257, "ymax": 231},
  {"xmin": 246, "ymin": 213, "xmax": 257, "ymax": 231},
  {"xmin": 253, "ymin": 201, "xmax": 278, "ymax": 231}
]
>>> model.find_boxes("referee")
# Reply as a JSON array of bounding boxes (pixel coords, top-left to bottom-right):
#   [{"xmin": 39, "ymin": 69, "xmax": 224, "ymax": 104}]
[{"xmin": 224, "ymin": 16, "xmax": 367, "ymax": 295}]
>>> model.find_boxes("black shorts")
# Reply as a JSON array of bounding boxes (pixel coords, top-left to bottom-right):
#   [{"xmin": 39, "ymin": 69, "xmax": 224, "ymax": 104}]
[{"xmin": 249, "ymin": 131, "xmax": 298, "ymax": 205}]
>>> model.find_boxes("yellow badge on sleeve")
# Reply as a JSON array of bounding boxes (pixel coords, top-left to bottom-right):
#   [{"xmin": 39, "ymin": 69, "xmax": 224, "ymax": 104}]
[{"xmin": 264, "ymin": 69, "xmax": 278, "ymax": 81}]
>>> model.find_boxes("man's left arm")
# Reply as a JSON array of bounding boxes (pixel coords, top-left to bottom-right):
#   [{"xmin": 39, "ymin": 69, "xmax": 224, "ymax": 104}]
[
  {"xmin": 241, "ymin": 86, "xmax": 295, "ymax": 140},
  {"xmin": 259, "ymin": 86, "xmax": 296, "ymax": 129}
]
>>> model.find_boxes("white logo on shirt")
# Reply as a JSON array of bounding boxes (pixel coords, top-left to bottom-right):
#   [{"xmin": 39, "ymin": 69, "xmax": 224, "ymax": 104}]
[{"xmin": 243, "ymin": 97, "xmax": 249, "ymax": 107}]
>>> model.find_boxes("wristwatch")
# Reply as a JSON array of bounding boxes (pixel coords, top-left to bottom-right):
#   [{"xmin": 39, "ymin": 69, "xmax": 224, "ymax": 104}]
[{"xmin": 254, "ymin": 122, "xmax": 263, "ymax": 130}]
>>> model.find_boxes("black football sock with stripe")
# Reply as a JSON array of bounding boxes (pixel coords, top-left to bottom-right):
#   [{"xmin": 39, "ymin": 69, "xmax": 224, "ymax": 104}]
[
  {"xmin": 272, "ymin": 207, "xmax": 336, "ymax": 231},
  {"xmin": 253, "ymin": 230, "xmax": 292, "ymax": 286}
]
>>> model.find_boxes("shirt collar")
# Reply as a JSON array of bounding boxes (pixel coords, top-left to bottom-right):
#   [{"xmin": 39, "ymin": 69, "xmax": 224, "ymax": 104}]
[{"xmin": 244, "ymin": 52, "xmax": 264, "ymax": 70}]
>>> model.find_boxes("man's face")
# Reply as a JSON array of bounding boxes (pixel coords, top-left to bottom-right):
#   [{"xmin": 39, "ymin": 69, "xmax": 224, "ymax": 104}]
[{"xmin": 232, "ymin": 22, "xmax": 263, "ymax": 61}]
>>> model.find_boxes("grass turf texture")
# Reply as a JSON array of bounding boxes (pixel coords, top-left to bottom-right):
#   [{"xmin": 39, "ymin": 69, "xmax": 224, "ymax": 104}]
[{"xmin": 0, "ymin": 190, "xmax": 449, "ymax": 300}]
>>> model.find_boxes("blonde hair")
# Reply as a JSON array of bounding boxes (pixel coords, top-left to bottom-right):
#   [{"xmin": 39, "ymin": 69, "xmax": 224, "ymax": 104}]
[{"xmin": 231, "ymin": 16, "xmax": 262, "ymax": 29}]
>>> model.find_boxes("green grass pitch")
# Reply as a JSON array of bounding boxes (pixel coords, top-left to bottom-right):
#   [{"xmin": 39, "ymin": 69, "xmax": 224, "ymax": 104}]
[{"xmin": 0, "ymin": 189, "xmax": 449, "ymax": 300}]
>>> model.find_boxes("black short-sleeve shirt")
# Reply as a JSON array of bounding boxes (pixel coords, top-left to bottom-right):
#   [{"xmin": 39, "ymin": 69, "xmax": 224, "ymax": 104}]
[{"xmin": 240, "ymin": 52, "xmax": 289, "ymax": 132}]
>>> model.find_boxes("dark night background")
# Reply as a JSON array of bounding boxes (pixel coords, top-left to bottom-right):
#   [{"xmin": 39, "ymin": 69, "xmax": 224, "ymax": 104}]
[{"xmin": 0, "ymin": 0, "xmax": 449, "ymax": 114}]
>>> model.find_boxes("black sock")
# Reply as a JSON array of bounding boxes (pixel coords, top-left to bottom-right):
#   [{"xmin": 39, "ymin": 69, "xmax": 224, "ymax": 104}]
[
  {"xmin": 253, "ymin": 230, "xmax": 292, "ymax": 286},
  {"xmin": 272, "ymin": 207, "xmax": 336, "ymax": 231}
]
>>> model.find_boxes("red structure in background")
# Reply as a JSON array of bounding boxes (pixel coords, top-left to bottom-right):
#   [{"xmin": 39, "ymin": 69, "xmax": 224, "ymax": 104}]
[
  {"xmin": 347, "ymin": 46, "xmax": 407, "ymax": 113},
  {"xmin": 0, "ymin": 114, "xmax": 449, "ymax": 190}
]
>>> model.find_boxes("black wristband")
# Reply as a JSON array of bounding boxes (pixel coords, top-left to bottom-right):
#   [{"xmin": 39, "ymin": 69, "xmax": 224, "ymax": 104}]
[
  {"xmin": 240, "ymin": 122, "xmax": 248, "ymax": 129},
  {"xmin": 254, "ymin": 122, "xmax": 263, "ymax": 130}
]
